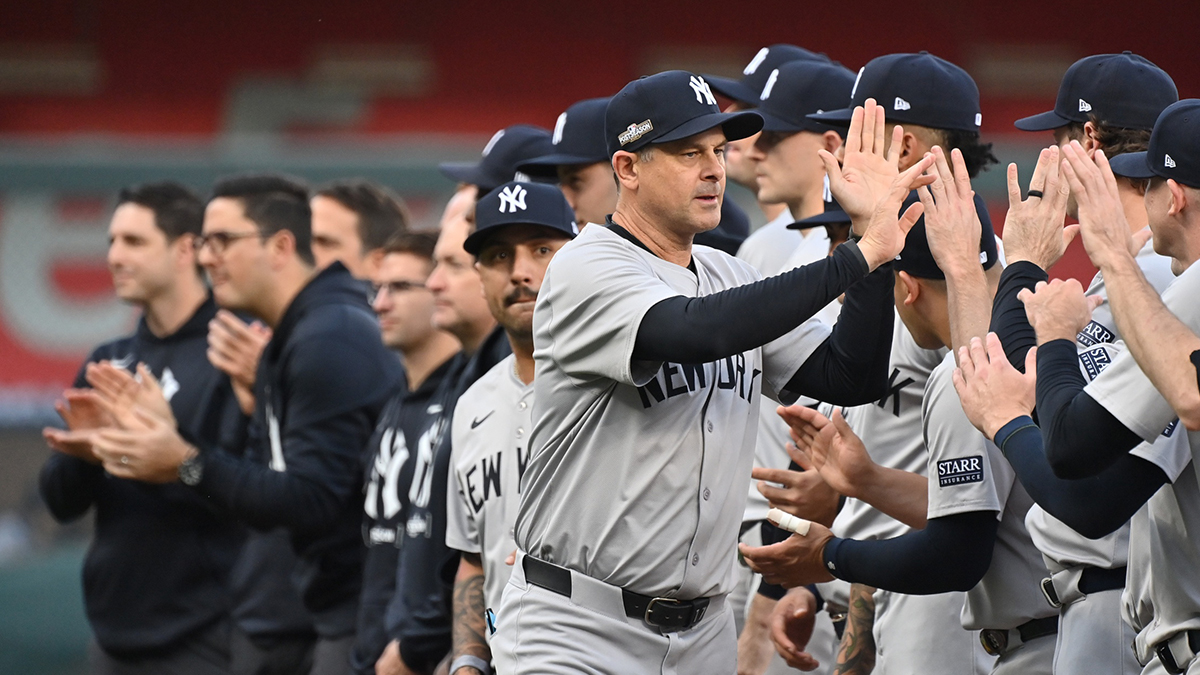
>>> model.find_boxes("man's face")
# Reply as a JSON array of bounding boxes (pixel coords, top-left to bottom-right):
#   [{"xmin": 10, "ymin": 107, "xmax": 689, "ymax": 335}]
[
  {"xmin": 632, "ymin": 127, "xmax": 727, "ymax": 236},
  {"xmin": 475, "ymin": 224, "xmax": 570, "ymax": 341},
  {"xmin": 198, "ymin": 197, "xmax": 268, "ymax": 313},
  {"xmin": 558, "ymin": 162, "xmax": 617, "ymax": 227},
  {"xmin": 310, "ymin": 195, "xmax": 367, "ymax": 277},
  {"xmin": 107, "ymin": 202, "xmax": 179, "ymax": 305},
  {"xmin": 426, "ymin": 188, "xmax": 493, "ymax": 339},
  {"xmin": 1143, "ymin": 177, "xmax": 1188, "ymax": 273},
  {"xmin": 722, "ymin": 101, "xmax": 761, "ymax": 191},
  {"xmin": 371, "ymin": 252, "xmax": 438, "ymax": 352},
  {"xmin": 752, "ymin": 130, "xmax": 830, "ymax": 206}
]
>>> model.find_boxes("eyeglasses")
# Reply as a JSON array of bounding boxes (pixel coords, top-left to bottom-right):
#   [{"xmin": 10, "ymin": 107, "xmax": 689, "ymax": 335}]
[
  {"xmin": 371, "ymin": 280, "xmax": 429, "ymax": 297},
  {"xmin": 195, "ymin": 231, "xmax": 264, "ymax": 255}
]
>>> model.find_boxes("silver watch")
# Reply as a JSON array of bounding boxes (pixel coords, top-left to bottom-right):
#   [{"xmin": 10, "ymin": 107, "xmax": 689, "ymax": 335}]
[{"xmin": 179, "ymin": 452, "xmax": 204, "ymax": 486}]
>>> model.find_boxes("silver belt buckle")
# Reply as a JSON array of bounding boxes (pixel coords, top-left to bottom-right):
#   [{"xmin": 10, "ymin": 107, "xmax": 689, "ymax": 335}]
[
  {"xmin": 1041, "ymin": 577, "xmax": 1063, "ymax": 608},
  {"xmin": 645, "ymin": 596, "xmax": 683, "ymax": 625}
]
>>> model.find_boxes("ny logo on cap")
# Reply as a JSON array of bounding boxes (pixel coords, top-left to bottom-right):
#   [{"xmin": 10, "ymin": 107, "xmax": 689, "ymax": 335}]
[
  {"xmin": 552, "ymin": 112, "xmax": 568, "ymax": 145},
  {"xmin": 1165, "ymin": 154, "xmax": 1177, "ymax": 169},
  {"xmin": 498, "ymin": 185, "xmax": 528, "ymax": 213},
  {"xmin": 690, "ymin": 75, "xmax": 717, "ymax": 106},
  {"xmin": 744, "ymin": 47, "xmax": 769, "ymax": 75},
  {"xmin": 894, "ymin": 97, "xmax": 911, "ymax": 111},
  {"xmin": 760, "ymin": 69, "xmax": 780, "ymax": 101},
  {"xmin": 1079, "ymin": 99, "xmax": 1093, "ymax": 113}
]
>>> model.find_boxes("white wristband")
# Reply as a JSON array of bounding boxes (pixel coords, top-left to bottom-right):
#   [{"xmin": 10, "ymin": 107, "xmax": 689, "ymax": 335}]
[
  {"xmin": 768, "ymin": 508, "xmax": 812, "ymax": 536},
  {"xmin": 449, "ymin": 655, "xmax": 492, "ymax": 675}
]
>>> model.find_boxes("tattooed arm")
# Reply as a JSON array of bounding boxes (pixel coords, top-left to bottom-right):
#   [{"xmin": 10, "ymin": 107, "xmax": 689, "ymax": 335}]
[
  {"xmin": 833, "ymin": 583, "xmax": 877, "ymax": 675},
  {"xmin": 451, "ymin": 553, "xmax": 489, "ymax": 673}
]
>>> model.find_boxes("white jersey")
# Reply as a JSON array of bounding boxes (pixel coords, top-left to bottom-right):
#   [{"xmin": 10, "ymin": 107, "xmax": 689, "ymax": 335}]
[
  {"xmin": 745, "ymin": 223, "xmax": 833, "ymax": 522},
  {"xmin": 1084, "ymin": 257, "xmax": 1200, "ymax": 664},
  {"xmin": 736, "ymin": 209, "xmax": 801, "ymax": 277},
  {"xmin": 828, "ymin": 318, "xmax": 947, "ymax": 542},
  {"xmin": 446, "ymin": 354, "xmax": 532, "ymax": 613},
  {"xmin": 515, "ymin": 224, "xmax": 833, "ymax": 598},
  {"xmin": 924, "ymin": 353, "xmax": 1055, "ymax": 630}
]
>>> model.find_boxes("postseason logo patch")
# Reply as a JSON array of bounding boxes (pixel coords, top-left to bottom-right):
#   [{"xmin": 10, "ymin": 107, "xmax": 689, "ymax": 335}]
[
  {"xmin": 938, "ymin": 456, "xmax": 985, "ymax": 487},
  {"xmin": 619, "ymin": 119, "xmax": 654, "ymax": 146}
]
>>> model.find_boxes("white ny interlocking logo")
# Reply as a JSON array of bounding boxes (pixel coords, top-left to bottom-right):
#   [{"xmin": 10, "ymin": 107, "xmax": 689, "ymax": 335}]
[
  {"xmin": 552, "ymin": 112, "xmax": 568, "ymax": 145},
  {"xmin": 498, "ymin": 185, "xmax": 528, "ymax": 213},
  {"xmin": 689, "ymin": 75, "xmax": 716, "ymax": 106}
]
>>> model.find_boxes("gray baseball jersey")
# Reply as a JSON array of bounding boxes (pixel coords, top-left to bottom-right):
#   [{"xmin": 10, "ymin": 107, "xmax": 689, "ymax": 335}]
[
  {"xmin": 1083, "ymin": 257, "xmax": 1200, "ymax": 664},
  {"xmin": 745, "ymin": 224, "xmax": 833, "ymax": 523},
  {"xmin": 924, "ymin": 352, "xmax": 1055, "ymax": 630},
  {"xmin": 446, "ymin": 354, "xmax": 531, "ymax": 613},
  {"xmin": 514, "ymin": 224, "xmax": 832, "ymax": 598},
  {"xmin": 829, "ymin": 317, "xmax": 947, "ymax": 542},
  {"xmin": 736, "ymin": 209, "xmax": 804, "ymax": 277}
]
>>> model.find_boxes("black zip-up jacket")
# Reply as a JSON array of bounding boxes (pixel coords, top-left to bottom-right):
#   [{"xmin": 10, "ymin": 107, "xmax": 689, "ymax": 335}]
[
  {"xmin": 39, "ymin": 296, "xmax": 248, "ymax": 656},
  {"xmin": 194, "ymin": 263, "xmax": 404, "ymax": 637},
  {"xmin": 351, "ymin": 356, "xmax": 458, "ymax": 674},
  {"xmin": 388, "ymin": 326, "xmax": 511, "ymax": 673}
]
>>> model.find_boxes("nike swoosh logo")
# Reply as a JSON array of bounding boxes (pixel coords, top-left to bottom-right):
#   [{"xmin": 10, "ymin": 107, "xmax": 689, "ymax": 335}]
[
  {"xmin": 110, "ymin": 354, "xmax": 135, "ymax": 370},
  {"xmin": 470, "ymin": 412, "xmax": 495, "ymax": 429}
]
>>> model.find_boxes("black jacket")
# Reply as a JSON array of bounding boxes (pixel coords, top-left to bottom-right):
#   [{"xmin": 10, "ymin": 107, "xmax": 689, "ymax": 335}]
[
  {"xmin": 196, "ymin": 263, "xmax": 403, "ymax": 637},
  {"xmin": 39, "ymin": 296, "xmax": 248, "ymax": 656}
]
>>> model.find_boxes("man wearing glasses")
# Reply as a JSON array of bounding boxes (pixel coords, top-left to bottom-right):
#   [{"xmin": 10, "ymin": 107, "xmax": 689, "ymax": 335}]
[{"xmin": 92, "ymin": 174, "xmax": 403, "ymax": 675}]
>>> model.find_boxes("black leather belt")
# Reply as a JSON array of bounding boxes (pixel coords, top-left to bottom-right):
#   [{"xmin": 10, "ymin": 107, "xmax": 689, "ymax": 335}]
[
  {"xmin": 1156, "ymin": 630, "xmax": 1200, "ymax": 675},
  {"xmin": 1041, "ymin": 565, "xmax": 1126, "ymax": 607},
  {"xmin": 979, "ymin": 616, "xmax": 1059, "ymax": 656},
  {"xmin": 523, "ymin": 555, "xmax": 711, "ymax": 631}
]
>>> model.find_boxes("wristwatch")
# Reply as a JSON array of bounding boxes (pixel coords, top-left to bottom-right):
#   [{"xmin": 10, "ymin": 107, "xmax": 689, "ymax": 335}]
[{"xmin": 178, "ymin": 450, "xmax": 204, "ymax": 486}]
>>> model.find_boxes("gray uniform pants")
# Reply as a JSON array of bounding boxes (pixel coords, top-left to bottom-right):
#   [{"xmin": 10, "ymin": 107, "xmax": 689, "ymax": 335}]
[
  {"xmin": 1052, "ymin": 588, "xmax": 1140, "ymax": 675},
  {"xmin": 873, "ymin": 590, "xmax": 994, "ymax": 675},
  {"xmin": 992, "ymin": 632, "xmax": 1056, "ymax": 675},
  {"xmin": 91, "ymin": 621, "xmax": 231, "ymax": 675},
  {"xmin": 493, "ymin": 552, "xmax": 736, "ymax": 674}
]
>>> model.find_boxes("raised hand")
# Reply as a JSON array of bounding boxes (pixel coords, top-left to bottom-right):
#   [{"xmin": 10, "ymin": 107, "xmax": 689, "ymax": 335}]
[
  {"xmin": 1000, "ymin": 146, "xmax": 1075, "ymax": 270},
  {"xmin": 208, "ymin": 310, "xmax": 270, "ymax": 414},
  {"xmin": 91, "ymin": 407, "xmax": 196, "ymax": 483},
  {"xmin": 919, "ymin": 146, "xmax": 983, "ymax": 277},
  {"xmin": 779, "ymin": 405, "xmax": 876, "ymax": 502},
  {"xmin": 752, "ymin": 448, "xmax": 840, "ymax": 527},
  {"xmin": 43, "ymin": 389, "xmax": 113, "ymax": 463},
  {"xmin": 739, "ymin": 523, "xmax": 836, "ymax": 587},
  {"xmin": 1059, "ymin": 141, "xmax": 1139, "ymax": 271},
  {"xmin": 952, "ymin": 334, "xmax": 1038, "ymax": 440},
  {"xmin": 86, "ymin": 362, "xmax": 175, "ymax": 429},
  {"xmin": 1018, "ymin": 279, "xmax": 1104, "ymax": 344}
]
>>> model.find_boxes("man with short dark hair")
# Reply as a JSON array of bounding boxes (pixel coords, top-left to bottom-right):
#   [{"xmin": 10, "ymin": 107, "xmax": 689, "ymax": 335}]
[
  {"xmin": 519, "ymin": 97, "xmax": 616, "ymax": 227},
  {"xmin": 353, "ymin": 232, "xmax": 462, "ymax": 675},
  {"xmin": 40, "ymin": 181, "xmax": 247, "ymax": 675},
  {"xmin": 90, "ymin": 173, "xmax": 403, "ymax": 675},
  {"xmin": 312, "ymin": 179, "xmax": 410, "ymax": 279}
]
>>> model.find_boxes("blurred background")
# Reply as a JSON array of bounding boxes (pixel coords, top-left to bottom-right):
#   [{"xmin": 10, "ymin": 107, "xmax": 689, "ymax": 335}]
[{"xmin": 0, "ymin": 1, "xmax": 1195, "ymax": 672}]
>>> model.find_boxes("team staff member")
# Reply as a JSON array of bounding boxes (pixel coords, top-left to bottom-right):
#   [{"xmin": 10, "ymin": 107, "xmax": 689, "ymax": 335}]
[
  {"xmin": 957, "ymin": 102, "xmax": 1200, "ymax": 674},
  {"xmin": 492, "ymin": 69, "xmax": 935, "ymax": 671},
  {"xmin": 745, "ymin": 148, "xmax": 1056, "ymax": 675},
  {"xmin": 353, "ymin": 232, "xmax": 461, "ymax": 675},
  {"xmin": 519, "ymin": 98, "xmax": 616, "ymax": 227},
  {"xmin": 707, "ymin": 43, "xmax": 831, "ymax": 275},
  {"xmin": 375, "ymin": 188, "xmax": 512, "ymax": 675},
  {"xmin": 988, "ymin": 52, "xmax": 1178, "ymax": 675},
  {"xmin": 91, "ymin": 175, "xmax": 403, "ymax": 675},
  {"xmin": 440, "ymin": 125, "xmax": 555, "ymax": 195},
  {"xmin": 445, "ymin": 182, "xmax": 578, "ymax": 675},
  {"xmin": 40, "ymin": 182, "xmax": 247, "ymax": 675}
]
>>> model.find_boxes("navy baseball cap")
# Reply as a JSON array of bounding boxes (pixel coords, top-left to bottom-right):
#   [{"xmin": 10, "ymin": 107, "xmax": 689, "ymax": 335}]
[
  {"xmin": 439, "ymin": 125, "xmax": 555, "ymax": 194},
  {"xmin": 605, "ymin": 71, "xmax": 764, "ymax": 157},
  {"xmin": 809, "ymin": 52, "xmax": 982, "ymax": 133},
  {"xmin": 894, "ymin": 192, "xmax": 999, "ymax": 279},
  {"xmin": 757, "ymin": 60, "xmax": 857, "ymax": 134},
  {"xmin": 1109, "ymin": 99, "xmax": 1200, "ymax": 189},
  {"xmin": 519, "ymin": 97, "xmax": 612, "ymax": 177},
  {"xmin": 1015, "ymin": 53, "xmax": 1177, "ymax": 132},
  {"xmin": 695, "ymin": 197, "xmax": 751, "ymax": 255},
  {"xmin": 464, "ymin": 181, "xmax": 578, "ymax": 255},
  {"xmin": 704, "ymin": 44, "xmax": 831, "ymax": 106},
  {"xmin": 788, "ymin": 195, "xmax": 849, "ymax": 229}
]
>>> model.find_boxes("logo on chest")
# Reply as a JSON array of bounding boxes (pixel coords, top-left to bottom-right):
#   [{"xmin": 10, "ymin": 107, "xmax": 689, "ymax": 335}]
[
  {"xmin": 937, "ymin": 456, "xmax": 985, "ymax": 487},
  {"xmin": 636, "ymin": 354, "xmax": 761, "ymax": 410}
]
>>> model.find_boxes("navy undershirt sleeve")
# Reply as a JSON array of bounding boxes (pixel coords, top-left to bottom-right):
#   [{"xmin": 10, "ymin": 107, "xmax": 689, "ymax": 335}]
[
  {"xmin": 994, "ymin": 416, "xmax": 1167, "ymax": 538},
  {"xmin": 821, "ymin": 511, "xmax": 998, "ymax": 594},
  {"xmin": 1036, "ymin": 340, "xmax": 1144, "ymax": 479},
  {"xmin": 633, "ymin": 242, "xmax": 870, "ymax": 365},
  {"xmin": 989, "ymin": 261, "xmax": 1048, "ymax": 372}
]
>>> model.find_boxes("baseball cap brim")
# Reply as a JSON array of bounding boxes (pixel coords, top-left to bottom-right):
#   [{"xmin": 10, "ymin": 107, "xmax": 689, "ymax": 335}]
[
  {"xmin": 518, "ymin": 152, "xmax": 608, "ymax": 172},
  {"xmin": 653, "ymin": 110, "xmax": 764, "ymax": 148},
  {"xmin": 805, "ymin": 107, "xmax": 854, "ymax": 126},
  {"xmin": 1013, "ymin": 110, "xmax": 1074, "ymax": 132},
  {"xmin": 758, "ymin": 109, "xmax": 809, "ymax": 134},
  {"xmin": 438, "ymin": 162, "xmax": 485, "ymax": 185},
  {"xmin": 463, "ymin": 221, "xmax": 575, "ymax": 256},
  {"xmin": 787, "ymin": 210, "xmax": 852, "ymax": 229},
  {"xmin": 703, "ymin": 75, "xmax": 759, "ymax": 106},
  {"xmin": 1108, "ymin": 151, "xmax": 1156, "ymax": 179}
]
